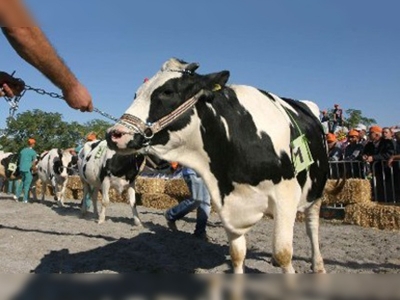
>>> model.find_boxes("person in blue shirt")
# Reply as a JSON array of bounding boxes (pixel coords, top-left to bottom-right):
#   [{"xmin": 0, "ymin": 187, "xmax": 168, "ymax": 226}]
[
  {"xmin": 15, "ymin": 138, "xmax": 37, "ymax": 203},
  {"xmin": 164, "ymin": 164, "xmax": 211, "ymax": 241}
]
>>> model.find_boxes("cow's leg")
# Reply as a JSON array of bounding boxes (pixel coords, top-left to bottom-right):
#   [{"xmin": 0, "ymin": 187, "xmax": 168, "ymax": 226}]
[
  {"xmin": 272, "ymin": 200, "xmax": 297, "ymax": 274},
  {"xmin": 58, "ymin": 178, "xmax": 68, "ymax": 207},
  {"xmin": 227, "ymin": 232, "xmax": 247, "ymax": 274},
  {"xmin": 127, "ymin": 187, "xmax": 142, "ymax": 226},
  {"xmin": 92, "ymin": 187, "xmax": 100, "ymax": 220},
  {"xmin": 40, "ymin": 181, "xmax": 46, "ymax": 202},
  {"xmin": 81, "ymin": 183, "xmax": 90, "ymax": 215},
  {"xmin": 98, "ymin": 182, "xmax": 110, "ymax": 224},
  {"xmin": 305, "ymin": 199, "xmax": 326, "ymax": 273}
]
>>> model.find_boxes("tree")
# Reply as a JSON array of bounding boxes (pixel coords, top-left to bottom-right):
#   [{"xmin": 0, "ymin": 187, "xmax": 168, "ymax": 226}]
[
  {"xmin": 327, "ymin": 108, "xmax": 376, "ymax": 130},
  {"xmin": 344, "ymin": 109, "xmax": 376, "ymax": 129}
]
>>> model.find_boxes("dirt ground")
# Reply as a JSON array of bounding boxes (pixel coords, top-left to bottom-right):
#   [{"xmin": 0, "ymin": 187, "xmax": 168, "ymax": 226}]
[{"xmin": 0, "ymin": 192, "xmax": 399, "ymax": 274}]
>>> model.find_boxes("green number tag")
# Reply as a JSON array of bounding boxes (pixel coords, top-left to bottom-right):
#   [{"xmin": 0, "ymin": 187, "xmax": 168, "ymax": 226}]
[{"xmin": 291, "ymin": 134, "xmax": 314, "ymax": 175}]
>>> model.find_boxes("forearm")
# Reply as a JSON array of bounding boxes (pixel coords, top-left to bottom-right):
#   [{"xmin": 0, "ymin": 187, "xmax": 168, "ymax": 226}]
[{"xmin": 2, "ymin": 27, "xmax": 78, "ymax": 91}]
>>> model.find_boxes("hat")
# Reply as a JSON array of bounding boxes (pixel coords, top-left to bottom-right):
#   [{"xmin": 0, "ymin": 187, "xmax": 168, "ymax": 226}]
[
  {"xmin": 334, "ymin": 104, "xmax": 339, "ymax": 107},
  {"xmin": 28, "ymin": 138, "xmax": 36, "ymax": 146},
  {"xmin": 369, "ymin": 126, "xmax": 382, "ymax": 134},
  {"xmin": 348, "ymin": 130, "xmax": 359, "ymax": 137},
  {"xmin": 326, "ymin": 133, "xmax": 336, "ymax": 143},
  {"xmin": 355, "ymin": 123, "xmax": 367, "ymax": 131},
  {"xmin": 86, "ymin": 132, "xmax": 97, "ymax": 141}
]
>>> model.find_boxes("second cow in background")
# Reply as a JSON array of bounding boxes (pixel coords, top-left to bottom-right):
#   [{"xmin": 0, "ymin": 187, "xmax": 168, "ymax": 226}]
[
  {"xmin": 35, "ymin": 148, "xmax": 77, "ymax": 206},
  {"xmin": 77, "ymin": 140, "xmax": 145, "ymax": 226}
]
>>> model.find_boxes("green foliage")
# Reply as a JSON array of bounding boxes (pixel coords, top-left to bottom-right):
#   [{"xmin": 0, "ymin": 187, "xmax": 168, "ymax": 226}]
[
  {"xmin": 327, "ymin": 108, "xmax": 376, "ymax": 129},
  {"xmin": 0, "ymin": 109, "xmax": 112, "ymax": 154},
  {"xmin": 344, "ymin": 109, "xmax": 376, "ymax": 129}
]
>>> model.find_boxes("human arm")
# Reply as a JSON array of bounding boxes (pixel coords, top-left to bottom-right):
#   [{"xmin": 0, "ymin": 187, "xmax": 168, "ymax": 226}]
[
  {"xmin": 388, "ymin": 155, "xmax": 400, "ymax": 167},
  {"xmin": 0, "ymin": 1, "xmax": 93, "ymax": 111}
]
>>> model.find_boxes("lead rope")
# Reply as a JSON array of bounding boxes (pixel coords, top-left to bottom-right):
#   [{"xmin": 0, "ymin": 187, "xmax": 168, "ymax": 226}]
[{"xmin": 269, "ymin": 96, "xmax": 314, "ymax": 175}]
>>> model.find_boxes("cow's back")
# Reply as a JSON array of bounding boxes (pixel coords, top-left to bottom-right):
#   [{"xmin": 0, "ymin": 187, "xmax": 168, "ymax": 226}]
[{"xmin": 78, "ymin": 140, "xmax": 109, "ymax": 186}]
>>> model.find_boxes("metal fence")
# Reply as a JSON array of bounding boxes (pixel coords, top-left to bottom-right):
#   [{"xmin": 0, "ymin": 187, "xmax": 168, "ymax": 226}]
[{"xmin": 328, "ymin": 159, "xmax": 400, "ymax": 203}]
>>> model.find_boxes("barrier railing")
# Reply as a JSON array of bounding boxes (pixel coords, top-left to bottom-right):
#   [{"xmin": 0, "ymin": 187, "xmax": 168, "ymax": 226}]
[{"xmin": 328, "ymin": 159, "xmax": 400, "ymax": 203}]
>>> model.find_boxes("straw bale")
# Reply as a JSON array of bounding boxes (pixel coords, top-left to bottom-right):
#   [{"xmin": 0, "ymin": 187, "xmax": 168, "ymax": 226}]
[
  {"xmin": 134, "ymin": 177, "xmax": 166, "ymax": 194},
  {"xmin": 322, "ymin": 178, "xmax": 371, "ymax": 206},
  {"xmin": 139, "ymin": 193, "xmax": 179, "ymax": 210},
  {"xmin": 164, "ymin": 179, "xmax": 190, "ymax": 200},
  {"xmin": 344, "ymin": 202, "xmax": 400, "ymax": 230}
]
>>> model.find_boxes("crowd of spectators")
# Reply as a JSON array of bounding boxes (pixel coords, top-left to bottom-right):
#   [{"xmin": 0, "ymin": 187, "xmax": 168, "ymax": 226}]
[{"xmin": 323, "ymin": 115, "xmax": 400, "ymax": 202}]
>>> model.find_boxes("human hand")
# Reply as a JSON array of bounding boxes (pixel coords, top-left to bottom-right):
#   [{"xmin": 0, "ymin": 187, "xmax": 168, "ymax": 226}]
[
  {"xmin": 388, "ymin": 158, "xmax": 393, "ymax": 167},
  {"xmin": 62, "ymin": 82, "xmax": 93, "ymax": 112},
  {"xmin": 0, "ymin": 72, "xmax": 25, "ymax": 97}
]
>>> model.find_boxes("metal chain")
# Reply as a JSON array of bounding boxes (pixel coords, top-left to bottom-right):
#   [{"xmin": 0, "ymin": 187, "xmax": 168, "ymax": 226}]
[{"xmin": 24, "ymin": 84, "xmax": 120, "ymax": 122}]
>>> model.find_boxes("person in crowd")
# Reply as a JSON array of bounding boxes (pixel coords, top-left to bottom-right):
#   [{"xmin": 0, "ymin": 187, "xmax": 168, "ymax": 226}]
[
  {"xmin": 355, "ymin": 123, "xmax": 368, "ymax": 146},
  {"xmin": 393, "ymin": 130, "xmax": 400, "ymax": 154},
  {"xmin": 164, "ymin": 164, "xmax": 211, "ymax": 241},
  {"xmin": 382, "ymin": 127, "xmax": 394, "ymax": 141},
  {"xmin": 327, "ymin": 133, "xmax": 343, "ymax": 161},
  {"xmin": 320, "ymin": 110, "xmax": 330, "ymax": 134},
  {"xmin": 343, "ymin": 130, "xmax": 365, "ymax": 178},
  {"xmin": 15, "ymin": 138, "xmax": 37, "ymax": 203},
  {"xmin": 331, "ymin": 104, "xmax": 343, "ymax": 133},
  {"xmin": 363, "ymin": 126, "xmax": 396, "ymax": 202},
  {"xmin": 327, "ymin": 133, "xmax": 344, "ymax": 178},
  {"xmin": 0, "ymin": 0, "xmax": 93, "ymax": 112}
]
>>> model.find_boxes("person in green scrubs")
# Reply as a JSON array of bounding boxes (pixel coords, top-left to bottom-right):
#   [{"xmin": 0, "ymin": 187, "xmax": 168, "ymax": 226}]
[{"xmin": 15, "ymin": 138, "xmax": 37, "ymax": 203}]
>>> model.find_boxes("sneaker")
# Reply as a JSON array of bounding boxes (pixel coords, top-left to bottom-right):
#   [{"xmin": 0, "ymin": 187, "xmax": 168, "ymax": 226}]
[
  {"xmin": 193, "ymin": 232, "xmax": 209, "ymax": 242},
  {"xmin": 22, "ymin": 200, "xmax": 28, "ymax": 203},
  {"xmin": 12, "ymin": 195, "xmax": 18, "ymax": 201},
  {"xmin": 164, "ymin": 211, "xmax": 178, "ymax": 231}
]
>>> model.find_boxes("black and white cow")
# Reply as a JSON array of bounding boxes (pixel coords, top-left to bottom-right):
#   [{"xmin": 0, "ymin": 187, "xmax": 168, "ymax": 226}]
[
  {"xmin": 36, "ymin": 149, "xmax": 77, "ymax": 206},
  {"xmin": 107, "ymin": 58, "xmax": 331, "ymax": 274},
  {"xmin": 0, "ymin": 151, "xmax": 19, "ymax": 180},
  {"xmin": 78, "ymin": 140, "xmax": 145, "ymax": 225}
]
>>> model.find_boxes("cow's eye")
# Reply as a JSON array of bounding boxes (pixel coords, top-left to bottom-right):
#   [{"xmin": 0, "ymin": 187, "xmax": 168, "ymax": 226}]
[{"xmin": 162, "ymin": 89, "xmax": 174, "ymax": 97}]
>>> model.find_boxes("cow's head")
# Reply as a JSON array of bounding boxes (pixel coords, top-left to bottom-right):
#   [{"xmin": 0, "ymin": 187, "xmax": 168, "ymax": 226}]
[
  {"xmin": 106, "ymin": 58, "xmax": 229, "ymax": 157},
  {"xmin": 53, "ymin": 149, "xmax": 76, "ymax": 178}
]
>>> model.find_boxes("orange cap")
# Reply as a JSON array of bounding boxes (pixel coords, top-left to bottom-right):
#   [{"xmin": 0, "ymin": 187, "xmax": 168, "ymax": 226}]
[
  {"xmin": 86, "ymin": 133, "xmax": 97, "ymax": 141},
  {"xmin": 28, "ymin": 138, "xmax": 36, "ymax": 146},
  {"xmin": 170, "ymin": 162, "xmax": 179, "ymax": 170},
  {"xmin": 348, "ymin": 130, "xmax": 359, "ymax": 137},
  {"xmin": 326, "ymin": 133, "xmax": 336, "ymax": 143},
  {"xmin": 369, "ymin": 126, "xmax": 382, "ymax": 134}
]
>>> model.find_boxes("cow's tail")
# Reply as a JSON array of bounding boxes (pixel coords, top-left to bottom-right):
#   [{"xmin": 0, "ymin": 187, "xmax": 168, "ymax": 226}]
[{"xmin": 324, "ymin": 171, "xmax": 347, "ymax": 196}]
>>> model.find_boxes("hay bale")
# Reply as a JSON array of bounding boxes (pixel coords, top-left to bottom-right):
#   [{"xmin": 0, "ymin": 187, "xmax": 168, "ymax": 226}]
[
  {"xmin": 322, "ymin": 178, "xmax": 371, "ymax": 206},
  {"xmin": 135, "ymin": 177, "xmax": 166, "ymax": 194},
  {"xmin": 164, "ymin": 179, "xmax": 190, "ymax": 200},
  {"xmin": 139, "ymin": 193, "xmax": 179, "ymax": 210},
  {"xmin": 345, "ymin": 202, "xmax": 400, "ymax": 230}
]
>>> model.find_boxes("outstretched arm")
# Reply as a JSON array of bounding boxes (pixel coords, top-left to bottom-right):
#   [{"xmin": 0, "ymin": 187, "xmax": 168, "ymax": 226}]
[{"xmin": 0, "ymin": 0, "xmax": 93, "ymax": 111}]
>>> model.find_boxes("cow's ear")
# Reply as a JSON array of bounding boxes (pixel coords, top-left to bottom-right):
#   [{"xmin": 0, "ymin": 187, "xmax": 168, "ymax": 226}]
[
  {"xmin": 199, "ymin": 71, "xmax": 230, "ymax": 102},
  {"xmin": 205, "ymin": 70, "xmax": 230, "ymax": 89}
]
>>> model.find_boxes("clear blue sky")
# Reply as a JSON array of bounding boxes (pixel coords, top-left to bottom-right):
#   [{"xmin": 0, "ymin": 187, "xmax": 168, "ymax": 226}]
[{"xmin": 1, "ymin": 0, "xmax": 399, "ymax": 129}]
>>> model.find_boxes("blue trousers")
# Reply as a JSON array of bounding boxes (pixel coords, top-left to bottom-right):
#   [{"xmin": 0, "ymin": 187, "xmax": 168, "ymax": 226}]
[{"xmin": 165, "ymin": 174, "xmax": 211, "ymax": 235}]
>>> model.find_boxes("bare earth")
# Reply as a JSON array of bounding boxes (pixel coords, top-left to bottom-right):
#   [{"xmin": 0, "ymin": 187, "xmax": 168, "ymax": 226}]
[{"xmin": 0, "ymin": 193, "xmax": 399, "ymax": 274}]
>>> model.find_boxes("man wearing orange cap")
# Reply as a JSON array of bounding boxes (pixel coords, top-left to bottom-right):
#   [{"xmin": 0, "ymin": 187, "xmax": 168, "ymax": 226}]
[
  {"xmin": 362, "ymin": 126, "xmax": 394, "ymax": 163},
  {"xmin": 362, "ymin": 125, "xmax": 395, "ymax": 201},
  {"xmin": 15, "ymin": 138, "xmax": 37, "ymax": 203},
  {"xmin": 343, "ymin": 130, "xmax": 364, "ymax": 178},
  {"xmin": 326, "ymin": 133, "xmax": 343, "ymax": 161}
]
